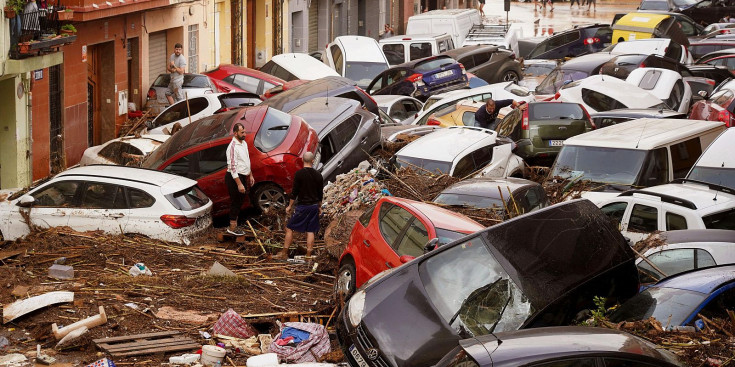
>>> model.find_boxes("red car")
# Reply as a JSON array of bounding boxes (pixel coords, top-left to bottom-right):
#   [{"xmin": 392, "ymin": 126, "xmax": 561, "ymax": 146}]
[
  {"xmin": 689, "ymin": 82, "xmax": 735, "ymax": 127},
  {"xmin": 262, "ymin": 80, "xmax": 310, "ymax": 99},
  {"xmin": 204, "ymin": 64, "xmax": 286, "ymax": 95},
  {"xmin": 142, "ymin": 106, "xmax": 319, "ymax": 217},
  {"xmin": 335, "ymin": 197, "xmax": 484, "ymax": 298}
]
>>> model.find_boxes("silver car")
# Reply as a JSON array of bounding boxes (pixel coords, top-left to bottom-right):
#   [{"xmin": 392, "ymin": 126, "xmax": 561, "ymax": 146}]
[{"xmin": 144, "ymin": 73, "xmax": 219, "ymax": 114}]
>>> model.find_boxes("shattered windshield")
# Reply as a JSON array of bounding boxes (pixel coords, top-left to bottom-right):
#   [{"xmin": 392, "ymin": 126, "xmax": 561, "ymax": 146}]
[
  {"xmin": 419, "ymin": 236, "xmax": 532, "ymax": 338},
  {"xmin": 551, "ymin": 146, "xmax": 648, "ymax": 186}
]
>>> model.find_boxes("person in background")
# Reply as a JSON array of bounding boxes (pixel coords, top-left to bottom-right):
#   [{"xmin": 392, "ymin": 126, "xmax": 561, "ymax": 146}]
[
  {"xmin": 165, "ymin": 43, "xmax": 187, "ymax": 105},
  {"xmin": 273, "ymin": 152, "xmax": 323, "ymax": 261},
  {"xmin": 381, "ymin": 24, "xmax": 394, "ymax": 39},
  {"xmin": 474, "ymin": 98, "xmax": 527, "ymax": 131},
  {"xmin": 478, "ymin": 0, "xmax": 486, "ymax": 17},
  {"xmin": 225, "ymin": 123, "xmax": 255, "ymax": 236}
]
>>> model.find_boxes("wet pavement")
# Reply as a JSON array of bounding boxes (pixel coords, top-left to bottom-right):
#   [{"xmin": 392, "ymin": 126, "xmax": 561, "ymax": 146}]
[{"xmin": 481, "ymin": 0, "xmax": 640, "ymax": 38}]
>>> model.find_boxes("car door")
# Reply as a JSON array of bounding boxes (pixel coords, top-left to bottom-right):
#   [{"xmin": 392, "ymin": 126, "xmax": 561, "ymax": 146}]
[
  {"xmin": 621, "ymin": 202, "xmax": 663, "ymax": 244},
  {"xmin": 124, "ymin": 187, "xmax": 160, "ymax": 234},
  {"xmin": 599, "ymin": 201, "xmax": 630, "ymax": 232},
  {"xmin": 320, "ymin": 115, "xmax": 362, "ymax": 183},
  {"xmin": 66, "ymin": 181, "xmax": 130, "ymax": 234},
  {"xmin": 26, "ymin": 180, "xmax": 82, "ymax": 230},
  {"xmin": 361, "ymin": 202, "xmax": 414, "ymax": 278}
]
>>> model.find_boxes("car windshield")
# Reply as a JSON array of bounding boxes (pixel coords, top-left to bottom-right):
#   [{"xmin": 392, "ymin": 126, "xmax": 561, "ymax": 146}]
[
  {"xmin": 395, "ymin": 155, "xmax": 453, "ymax": 175},
  {"xmin": 640, "ymin": 0, "xmax": 670, "ymax": 10},
  {"xmin": 609, "ymin": 287, "xmax": 707, "ymax": 328},
  {"xmin": 434, "ymin": 193, "xmax": 505, "ymax": 212},
  {"xmin": 419, "ymin": 236, "xmax": 532, "ymax": 338},
  {"xmin": 688, "ymin": 167, "xmax": 735, "ymax": 190},
  {"xmin": 183, "ymin": 75, "xmax": 211, "ymax": 88},
  {"xmin": 536, "ymin": 69, "xmax": 590, "ymax": 95},
  {"xmin": 345, "ymin": 62, "xmax": 389, "ymax": 88},
  {"xmin": 254, "ymin": 108, "xmax": 293, "ymax": 152},
  {"xmin": 524, "ymin": 63, "xmax": 556, "ymax": 77},
  {"xmin": 551, "ymin": 146, "xmax": 648, "ymax": 186}
]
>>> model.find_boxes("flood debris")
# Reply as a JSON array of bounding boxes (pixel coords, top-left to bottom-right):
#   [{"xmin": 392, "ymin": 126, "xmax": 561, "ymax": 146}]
[
  {"xmin": 3, "ymin": 291, "xmax": 74, "ymax": 324},
  {"xmin": 52, "ymin": 306, "xmax": 107, "ymax": 340}
]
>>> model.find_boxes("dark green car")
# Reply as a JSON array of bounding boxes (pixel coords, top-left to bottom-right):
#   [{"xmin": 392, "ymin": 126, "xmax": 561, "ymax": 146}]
[{"xmin": 495, "ymin": 102, "xmax": 595, "ymax": 164}]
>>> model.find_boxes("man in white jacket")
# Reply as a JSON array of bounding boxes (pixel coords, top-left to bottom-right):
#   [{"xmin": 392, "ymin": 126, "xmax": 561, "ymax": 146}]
[{"xmin": 225, "ymin": 123, "xmax": 255, "ymax": 235}]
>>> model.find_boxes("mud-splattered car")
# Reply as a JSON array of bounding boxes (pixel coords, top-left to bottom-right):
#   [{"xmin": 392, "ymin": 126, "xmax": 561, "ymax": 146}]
[{"xmin": 0, "ymin": 165, "xmax": 212, "ymax": 244}]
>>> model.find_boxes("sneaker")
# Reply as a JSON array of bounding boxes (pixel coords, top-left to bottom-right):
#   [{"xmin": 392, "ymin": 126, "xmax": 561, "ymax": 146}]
[{"xmin": 226, "ymin": 228, "xmax": 245, "ymax": 236}]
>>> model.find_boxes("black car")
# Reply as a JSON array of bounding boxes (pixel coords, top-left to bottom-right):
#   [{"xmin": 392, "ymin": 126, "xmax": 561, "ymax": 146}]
[
  {"xmin": 435, "ymin": 326, "xmax": 683, "ymax": 367},
  {"xmin": 527, "ymin": 24, "xmax": 612, "ymax": 60},
  {"xmin": 433, "ymin": 177, "xmax": 549, "ymax": 217},
  {"xmin": 337, "ymin": 199, "xmax": 639, "ymax": 367},
  {"xmin": 535, "ymin": 53, "xmax": 616, "ymax": 95},
  {"xmin": 599, "ymin": 54, "xmax": 686, "ymax": 79},
  {"xmin": 288, "ymin": 97, "xmax": 382, "ymax": 183},
  {"xmin": 590, "ymin": 108, "xmax": 686, "ymax": 128},
  {"xmin": 696, "ymin": 47, "xmax": 735, "ymax": 63},
  {"xmin": 439, "ymin": 45, "xmax": 523, "ymax": 84},
  {"xmin": 680, "ymin": 0, "xmax": 735, "ymax": 27},
  {"xmin": 639, "ymin": 0, "xmax": 697, "ymax": 12},
  {"xmin": 366, "ymin": 55, "xmax": 469, "ymax": 101},
  {"xmin": 260, "ymin": 76, "xmax": 381, "ymax": 118}
]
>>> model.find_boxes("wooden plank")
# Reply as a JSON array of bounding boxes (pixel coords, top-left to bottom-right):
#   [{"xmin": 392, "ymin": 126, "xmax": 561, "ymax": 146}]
[
  {"xmin": 3, "ymin": 291, "xmax": 74, "ymax": 324},
  {"xmin": 0, "ymin": 249, "xmax": 23, "ymax": 261},
  {"xmin": 100, "ymin": 337, "xmax": 192, "ymax": 352},
  {"xmin": 112, "ymin": 343, "xmax": 201, "ymax": 357},
  {"xmin": 241, "ymin": 310, "xmax": 318, "ymax": 319},
  {"xmin": 92, "ymin": 331, "xmax": 179, "ymax": 344}
]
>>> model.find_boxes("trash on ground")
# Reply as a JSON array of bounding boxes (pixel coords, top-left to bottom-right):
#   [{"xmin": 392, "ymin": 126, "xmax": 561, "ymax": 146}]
[
  {"xmin": 48, "ymin": 264, "xmax": 74, "ymax": 279},
  {"xmin": 52, "ymin": 305, "xmax": 107, "ymax": 339},
  {"xmin": 212, "ymin": 308, "xmax": 257, "ymax": 338},
  {"xmin": 269, "ymin": 322, "xmax": 330, "ymax": 363},
  {"xmin": 127, "ymin": 263, "xmax": 152, "ymax": 276},
  {"xmin": 2, "ymin": 291, "xmax": 74, "ymax": 323},
  {"xmin": 93, "ymin": 331, "xmax": 198, "ymax": 357},
  {"xmin": 208, "ymin": 260, "xmax": 238, "ymax": 277}
]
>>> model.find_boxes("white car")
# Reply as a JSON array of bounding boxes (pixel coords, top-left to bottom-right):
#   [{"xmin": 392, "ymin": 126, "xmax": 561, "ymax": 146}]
[
  {"xmin": 144, "ymin": 73, "xmax": 220, "ymax": 115},
  {"xmin": 687, "ymin": 128, "xmax": 735, "ymax": 190},
  {"xmin": 596, "ymin": 180, "xmax": 735, "ymax": 244},
  {"xmin": 412, "ymin": 82, "xmax": 535, "ymax": 126},
  {"xmin": 636, "ymin": 229, "xmax": 735, "ymax": 283},
  {"xmin": 0, "ymin": 166, "xmax": 212, "ymax": 244},
  {"xmin": 625, "ymin": 68, "xmax": 692, "ymax": 113},
  {"xmin": 323, "ymin": 36, "xmax": 391, "ymax": 89},
  {"xmin": 79, "ymin": 135, "xmax": 169, "ymax": 166},
  {"xmin": 373, "ymin": 95, "xmax": 424, "ymax": 124},
  {"xmin": 605, "ymin": 39, "xmax": 694, "ymax": 65},
  {"xmin": 259, "ymin": 53, "xmax": 340, "ymax": 81},
  {"xmin": 147, "ymin": 92, "xmax": 261, "ymax": 135},
  {"xmin": 392, "ymin": 126, "xmax": 526, "ymax": 179},
  {"xmin": 556, "ymin": 75, "xmax": 667, "ymax": 114}
]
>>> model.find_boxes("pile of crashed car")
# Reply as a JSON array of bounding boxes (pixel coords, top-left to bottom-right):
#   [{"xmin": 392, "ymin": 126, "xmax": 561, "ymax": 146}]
[{"xmin": 2, "ymin": 6, "xmax": 735, "ymax": 367}]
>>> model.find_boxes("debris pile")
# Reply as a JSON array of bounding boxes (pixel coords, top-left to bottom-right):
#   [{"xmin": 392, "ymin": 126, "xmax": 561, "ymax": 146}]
[
  {"xmin": 321, "ymin": 169, "xmax": 386, "ymax": 219},
  {"xmin": 542, "ymin": 176, "xmax": 598, "ymax": 204}
]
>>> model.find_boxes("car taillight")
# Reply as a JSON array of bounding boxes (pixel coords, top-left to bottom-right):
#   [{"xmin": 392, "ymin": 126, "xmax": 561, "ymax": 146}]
[
  {"xmin": 706, "ymin": 79, "xmax": 716, "ymax": 86},
  {"xmin": 522, "ymin": 109, "xmax": 529, "ymax": 130},
  {"xmin": 407, "ymin": 73, "xmax": 423, "ymax": 83},
  {"xmin": 427, "ymin": 118, "xmax": 440, "ymax": 126},
  {"xmin": 583, "ymin": 37, "xmax": 600, "ymax": 45},
  {"xmin": 215, "ymin": 107, "xmax": 236, "ymax": 114},
  {"xmin": 147, "ymin": 88, "xmax": 156, "ymax": 100},
  {"xmin": 553, "ymin": 92, "xmax": 561, "ymax": 100},
  {"xmin": 718, "ymin": 109, "xmax": 732, "ymax": 127},
  {"xmin": 160, "ymin": 215, "xmax": 196, "ymax": 229},
  {"xmin": 580, "ymin": 104, "xmax": 595, "ymax": 129},
  {"xmin": 459, "ymin": 63, "xmax": 467, "ymax": 74},
  {"xmin": 640, "ymin": 63, "xmax": 646, "ymax": 68}
]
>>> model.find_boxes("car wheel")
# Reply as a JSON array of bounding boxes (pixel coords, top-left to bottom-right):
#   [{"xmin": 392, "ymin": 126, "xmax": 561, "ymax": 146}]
[
  {"xmin": 503, "ymin": 70, "xmax": 519, "ymax": 83},
  {"xmin": 253, "ymin": 183, "xmax": 287, "ymax": 213},
  {"xmin": 335, "ymin": 260, "xmax": 357, "ymax": 300}
]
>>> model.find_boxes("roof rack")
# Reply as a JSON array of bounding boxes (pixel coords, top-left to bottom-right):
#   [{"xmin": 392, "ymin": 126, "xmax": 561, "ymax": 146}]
[
  {"xmin": 619, "ymin": 189, "xmax": 697, "ymax": 210},
  {"xmin": 671, "ymin": 178, "xmax": 735, "ymax": 196}
]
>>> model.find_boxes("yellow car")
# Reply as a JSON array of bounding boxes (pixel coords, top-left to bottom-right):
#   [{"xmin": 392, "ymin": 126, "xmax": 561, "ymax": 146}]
[
  {"xmin": 612, "ymin": 12, "xmax": 689, "ymax": 45},
  {"xmin": 426, "ymin": 100, "xmax": 512, "ymax": 127}
]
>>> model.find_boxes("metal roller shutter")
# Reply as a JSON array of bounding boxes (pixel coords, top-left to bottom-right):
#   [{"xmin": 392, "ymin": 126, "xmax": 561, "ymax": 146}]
[
  {"xmin": 148, "ymin": 31, "xmax": 167, "ymax": 87},
  {"xmin": 308, "ymin": 1, "xmax": 318, "ymax": 52}
]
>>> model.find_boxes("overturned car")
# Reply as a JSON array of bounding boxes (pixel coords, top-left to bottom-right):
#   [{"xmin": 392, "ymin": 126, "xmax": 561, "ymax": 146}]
[{"xmin": 337, "ymin": 199, "xmax": 639, "ymax": 367}]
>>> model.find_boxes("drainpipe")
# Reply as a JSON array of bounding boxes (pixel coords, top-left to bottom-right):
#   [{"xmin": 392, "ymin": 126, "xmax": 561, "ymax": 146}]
[{"xmin": 25, "ymin": 74, "xmax": 33, "ymax": 186}]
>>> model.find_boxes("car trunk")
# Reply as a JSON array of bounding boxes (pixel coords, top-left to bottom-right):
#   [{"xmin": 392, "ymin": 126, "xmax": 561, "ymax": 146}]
[
  {"xmin": 534, "ymin": 119, "xmax": 589, "ymax": 146},
  {"xmin": 529, "ymin": 102, "xmax": 590, "ymax": 147}
]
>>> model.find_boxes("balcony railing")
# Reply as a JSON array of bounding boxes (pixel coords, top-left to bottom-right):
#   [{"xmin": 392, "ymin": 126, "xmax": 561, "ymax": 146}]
[{"xmin": 8, "ymin": 7, "xmax": 76, "ymax": 59}]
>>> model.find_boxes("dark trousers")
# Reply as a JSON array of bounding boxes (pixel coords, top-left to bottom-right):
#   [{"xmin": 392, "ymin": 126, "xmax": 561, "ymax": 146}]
[{"xmin": 226, "ymin": 173, "xmax": 248, "ymax": 221}]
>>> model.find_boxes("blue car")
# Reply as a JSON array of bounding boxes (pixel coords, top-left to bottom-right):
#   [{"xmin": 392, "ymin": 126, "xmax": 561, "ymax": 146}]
[
  {"xmin": 365, "ymin": 55, "xmax": 469, "ymax": 101},
  {"xmin": 610, "ymin": 265, "xmax": 735, "ymax": 329}
]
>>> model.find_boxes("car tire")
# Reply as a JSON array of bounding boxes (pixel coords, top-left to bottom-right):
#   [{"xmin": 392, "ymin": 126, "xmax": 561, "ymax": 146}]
[
  {"xmin": 252, "ymin": 183, "xmax": 287, "ymax": 213},
  {"xmin": 502, "ymin": 70, "xmax": 519, "ymax": 83},
  {"xmin": 335, "ymin": 260, "xmax": 357, "ymax": 301}
]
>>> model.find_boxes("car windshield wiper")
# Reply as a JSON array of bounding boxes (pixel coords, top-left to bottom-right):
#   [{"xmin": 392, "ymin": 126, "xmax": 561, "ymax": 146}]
[
  {"xmin": 487, "ymin": 293, "xmax": 513, "ymax": 333},
  {"xmin": 448, "ymin": 277, "xmax": 503, "ymax": 327},
  {"xmin": 268, "ymin": 125, "xmax": 290, "ymax": 131}
]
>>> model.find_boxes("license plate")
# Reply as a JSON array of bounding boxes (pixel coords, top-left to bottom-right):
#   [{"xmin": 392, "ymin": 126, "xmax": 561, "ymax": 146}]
[
  {"xmin": 549, "ymin": 140, "xmax": 564, "ymax": 147},
  {"xmin": 350, "ymin": 345, "xmax": 370, "ymax": 367},
  {"xmin": 434, "ymin": 70, "xmax": 453, "ymax": 79}
]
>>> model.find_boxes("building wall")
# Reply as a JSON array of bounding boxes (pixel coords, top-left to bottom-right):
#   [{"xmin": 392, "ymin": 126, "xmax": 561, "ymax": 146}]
[
  {"xmin": 289, "ymin": 0, "xmax": 308, "ymax": 53},
  {"xmin": 254, "ymin": 0, "xmax": 272, "ymax": 68},
  {"xmin": 213, "ymin": 0, "xmax": 233, "ymax": 66},
  {"xmin": 0, "ymin": 76, "xmax": 31, "ymax": 189}
]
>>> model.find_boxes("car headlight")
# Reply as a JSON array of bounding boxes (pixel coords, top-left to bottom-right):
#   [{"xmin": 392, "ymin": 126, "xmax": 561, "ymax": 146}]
[{"xmin": 347, "ymin": 290, "xmax": 366, "ymax": 328}]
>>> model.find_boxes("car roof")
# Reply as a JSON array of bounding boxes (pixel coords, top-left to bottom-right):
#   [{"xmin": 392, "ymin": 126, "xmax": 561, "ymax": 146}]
[
  {"xmin": 655, "ymin": 264, "xmax": 735, "ymax": 293},
  {"xmin": 270, "ymin": 53, "xmax": 340, "ymax": 79},
  {"xmin": 55, "ymin": 165, "xmax": 197, "ymax": 195},
  {"xmin": 289, "ymin": 97, "xmax": 362, "ymax": 133},
  {"xmin": 590, "ymin": 108, "xmax": 684, "ymax": 118},
  {"xmin": 662, "ymin": 229, "xmax": 735, "ymax": 245},
  {"xmin": 430, "ymin": 82, "xmax": 511, "ymax": 100},
  {"xmin": 207, "ymin": 64, "xmax": 285, "ymax": 84},
  {"xmin": 398, "ymin": 54, "xmax": 455, "ymax": 69},
  {"xmin": 694, "ymin": 128, "xmax": 735, "ymax": 168},
  {"xmin": 564, "ymin": 118, "xmax": 724, "ymax": 150},
  {"xmin": 384, "ymin": 197, "xmax": 484, "ymax": 233},
  {"xmin": 261, "ymin": 76, "xmax": 360, "ymax": 112},
  {"xmin": 396, "ymin": 127, "xmax": 496, "ymax": 162},
  {"xmin": 441, "ymin": 45, "xmax": 501, "ymax": 58},
  {"xmin": 561, "ymin": 75, "xmax": 663, "ymax": 107},
  {"xmin": 560, "ymin": 53, "xmax": 616, "ymax": 71},
  {"xmin": 379, "ymin": 34, "xmax": 451, "ymax": 42},
  {"xmin": 628, "ymin": 181, "xmax": 735, "ymax": 212},
  {"xmin": 438, "ymin": 177, "xmax": 537, "ymax": 198},
  {"xmin": 110, "ymin": 135, "xmax": 169, "ymax": 152},
  {"xmin": 332, "ymin": 36, "xmax": 387, "ymax": 63},
  {"xmin": 463, "ymin": 326, "xmax": 680, "ymax": 366},
  {"xmin": 626, "ymin": 67, "xmax": 682, "ymax": 92}
]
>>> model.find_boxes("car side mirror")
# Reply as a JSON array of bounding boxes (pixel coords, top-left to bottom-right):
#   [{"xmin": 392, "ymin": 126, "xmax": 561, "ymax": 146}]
[
  {"xmin": 399, "ymin": 255, "xmax": 415, "ymax": 264},
  {"xmin": 698, "ymin": 90, "xmax": 708, "ymax": 98},
  {"xmin": 17, "ymin": 195, "xmax": 35, "ymax": 207},
  {"xmin": 424, "ymin": 238, "xmax": 440, "ymax": 253}
]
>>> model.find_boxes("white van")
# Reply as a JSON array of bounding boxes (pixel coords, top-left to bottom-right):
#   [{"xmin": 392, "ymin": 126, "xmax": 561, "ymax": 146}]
[
  {"xmin": 379, "ymin": 34, "xmax": 456, "ymax": 66},
  {"xmin": 405, "ymin": 9, "xmax": 482, "ymax": 48},
  {"xmin": 687, "ymin": 128, "xmax": 735, "ymax": 190},
  {"xmin": 323, "ymin": 36, "xmax": 390, "ymax": 89},
  {"xmin": 259, "ymin": 53, "xmax": 339, "ymax": 81}
]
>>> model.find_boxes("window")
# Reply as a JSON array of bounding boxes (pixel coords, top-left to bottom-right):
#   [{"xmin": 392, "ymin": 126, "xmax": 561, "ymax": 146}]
[
  {"xmin": 470, "ymin": 146, "xmax": 494, "ymax": 171},
  {"xmin": 254, "ymin": 108, "xmax": 293, "ymax": 152},
  {"xmin": 383, "ymin": 44, "xmax": 405, "ymax": 65},
  {"xmin": 600, "ymin": 202, "xmax": 628, "ymax": 228},
  {"xmin": 164, "ymin": 144, "xmax": 228, "ymax": 180},
  {"xmin": 664, "ymin": 80, "xmax": 685, "ymax": 111},
  {"xmin": 332, "ymin": 115, "xmax": 360, "ymax": 152},
  {"xmin": 154, "ymin": 102, "xmax": 190, "ymax": 127},
  {"xmin": 678, "ymin": 20, "xmax": 697, "ymax": 37},
  {"xmin": 639, "ymin": 248, "xmax": 716, "ymax": 282},
  {"xmin": 453, "ymin": 154, "xmax": 475, "ymax": 178},
  {"xmin": 402, "ymin": 100, "xmax": 421, "ymax": 115},
  {"xmin": 438, "ymin": 39, "xmax": 452, "ymax": 53},
  {"xmin": 415, "ymin": 56, "xmax": 454, "ymax": 72},
  {"xmin": 459, "ymin": 56, "xmax": 476, "ymax": 69},
  {"xmin": 547, "ymin": 30, "xmax": 580, "ymax": 50},
  {"xmin": 581, "ymin": 88, "xmax": 627, "ymax": 112},
  {"xmin": 389, "ymin": 102, "xmax": 408, "ymax": 121},
  {"xmin": 628, "ymin": 204, "xmax": 658, "ymax": 232},
  {"xmin": 664, "ymin": 43, "xmax": 682, "ymax": 62},
  {"xmin": 98, "ymin": 142, "xmax": 145, "ymax": 166},
  {"xmin": 462, "ymin": 111, "xmax": 476, "ymax": 126},
  {"xmin": 670, "ymin": 137, "xmax": 702, "ymax": 178},
  {"xmin": 378, "ymin": 203, "xmax": 413, "ymax": 246},
  {"xmin": 395, "ymin": 219, "xmax": 428, "ymax": 257},
  {"xmin": 531, "ymin": 359, "xmax": 597, "ymax": 367},
  {"xmin": 229, "ymin": 74, "xmax": 261, "ymax": 93},
  {"xmin": 80, "ymin": 182, "xmax": 126, "ymax": 209},
  {"xmin": 263, "ymin": 81, "xmax": 277, "ymax": 91},
  {"xmin": 639, "ymin": 148, "xmax": 669, "ymax": 186},
  {"xmin": 385, "ymin": 69, "xmax": 408, "ymax": 86},
  {"xmin": 699, "ymin": 287, "xmax": 735, "ymax": 320},
  {"xmin": 637, "ymin": 70, "xmax": 662, "ymax": 90},
  {"xmin": 219, "ymin": 95, "xmax": 260, "ymax": 109},
  {"xmin": 165, "ymin": 185, "xmax": 209, "ymax": 211},
  {"xmin": 31, "ymin": 181, "xmax": 80, "ymax": 207},
  {"xmin": 665, "ymin": 212, "xmax": 688, "ymax": 230},
  {"xmin": 703, "ymin": 208, "xmax": 735, "ymax": 230},
  {"xmin": 410, "ymin": 43, "xmax": 432, "ymax": 61},
  {"xmin": 128, "ymin": 188, "xmax": 155, "ymax": 208},
  {"xmin": 330, "ymin": 45, "xmax": 344, "ymax": 75},
  {"xmin": 711, "ymin": 90, "xmax": 734, "ymax": 108},
  {"xmin": 358, "ymin": 203, "xmax": 377, "ymax": 227},
  {"xmin": 188, "ymin": 24, "xmax": 198, "ymax": 73}
]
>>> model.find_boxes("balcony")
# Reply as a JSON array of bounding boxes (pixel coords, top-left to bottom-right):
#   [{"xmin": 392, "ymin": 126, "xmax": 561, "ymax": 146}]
[
  {"xmin": 61, "ymin": 0, "xmax": 194, "ymax": 21},
  {"xmin": 8, "ymin": 7, "xmax": 76, "ymax": 60}
]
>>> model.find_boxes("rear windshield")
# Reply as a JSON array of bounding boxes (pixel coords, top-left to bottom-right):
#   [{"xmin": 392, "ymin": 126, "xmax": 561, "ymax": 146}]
[
  {"xmin": 529, "ymin": 103, "xmax": 584, "ymax": 120},
  {"xmin": 345, "ymin": 62, "xmax": 389, "ymax": 87},
  {"xmin": 254, "ymin": 108, "xmax": 293, "ymax": 152},
  {"xmin": 434, "ymin": 193, "xmax": 505, "ymax": 211},
  {"xmin": 687, "ymin": 167, "xmax": 735, "ymax": 190},
  {"xmin": 220, "ymin": 95, "xmax": 261, "ymax": 108},
  {"xmin": 394, "ymin": 155, "xmax": 452, "ymax": 175},
  {"xmin": 609, "ymin": 287, "xmax": 707, "ymax": 327},
  {"xmin": 524, "ymin": 63, "xmax": 556, "ymax": 77},
  {"xmin": 415, "ymin": 56, "xmax": 456, "ymax": 72},
  {"xmin": 536, "ymin": 69, "xmax": 590, "ymax": 95},
  {"xmin": 166, "ymin": 185, "xmax": 210, "ymax": 211},
  {"xmin": 703, "ymin": 208, "xmax": 735, "ymax": 230},
  {"xmin": 184, "ymin": 75, "xmax": 211, "ymax": 88}
]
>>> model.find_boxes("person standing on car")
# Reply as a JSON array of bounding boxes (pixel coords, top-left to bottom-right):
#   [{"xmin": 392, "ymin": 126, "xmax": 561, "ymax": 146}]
[
  {"xmin": 273, "ymin": 152, "xmax": 323, "ymax": 261},
  {"xmin": 478, "ymin": 0, "xmax": 486, "ymax": 17},
  {"xmin": 474, "ymin": 99, "xmax": 526, "ymax": 131},
  {"xmin": 225, "ymin": 122, "xmax": 255, "ymax": 236},
  {"xmin": 165, "ymin": 43, "xmax": 187, "ymax": 105}
]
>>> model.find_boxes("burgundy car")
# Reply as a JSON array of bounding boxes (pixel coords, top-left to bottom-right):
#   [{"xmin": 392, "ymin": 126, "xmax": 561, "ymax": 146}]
[
  {"xmin": 689, "ymin": 81, "xmax": 735, "ymax": 127},
  {"xmin": 204, "ymin": 64, "xmax": 286, "ymax": 95},
  {"xmin": 142, "ymin": 106, "xmax": 319, "ymax": 217}
]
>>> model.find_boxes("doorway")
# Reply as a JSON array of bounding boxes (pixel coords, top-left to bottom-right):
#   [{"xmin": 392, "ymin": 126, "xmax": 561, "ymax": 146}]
[
  {"xmin": 49, "ymin": 64, "xmax": 64, "ymax": 174},
  {"xmin": 246, "ymin": 0, "xmax": 255, "ymax": 67},
  {"xmin": 86, "ymin": 41, "xmax": 115, "ymax": 146},
  {"xmin": 358, "ymin": 0, "xmax": 366, "ymax": 36}
]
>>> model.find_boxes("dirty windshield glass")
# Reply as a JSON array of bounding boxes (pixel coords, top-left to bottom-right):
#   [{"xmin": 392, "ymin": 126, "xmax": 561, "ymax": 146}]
[
  {"xmin": 254, "ymin": 108, "xmax": 293, "ymax": 152},
  {"xmin": 609, "ymin": 287, "xmax": 707, "ymax": 328},
  {"xmin": 688, "ymin": 167, "xmax": 735, "ymax": 191},
  {"xmin": 434, "ymin": 193, "xmax": 505, "ymax": 211},
  {"xmin": 419, "ymin": 237, "xmax": 532, "ymax": 338},
  {"xmin": 395, "ymin": 156, "xmax": 452, "ymax": 175},
  {"xmin": 345, "ymin": 62, "xmax": 388, "ymax": 88},
  {"xmin": 551, "ymin": 146, "xmax": 648, "ymax": 186},
  {"xmin": 536, "ymin": 69, "xmax": 589, "ymax": 95}
]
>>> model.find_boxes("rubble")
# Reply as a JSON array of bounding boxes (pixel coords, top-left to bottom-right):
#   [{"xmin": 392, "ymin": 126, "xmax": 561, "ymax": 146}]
[
  {"xmin": 321, "ymin": 169, "xmax": 385, "ymax": 219},
  {"xmin": 3, "ymin": 291, "xmax": 74, "ymax": 324}
]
